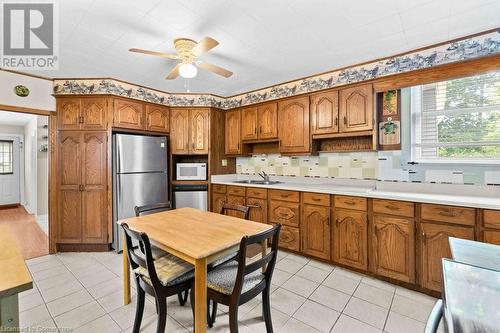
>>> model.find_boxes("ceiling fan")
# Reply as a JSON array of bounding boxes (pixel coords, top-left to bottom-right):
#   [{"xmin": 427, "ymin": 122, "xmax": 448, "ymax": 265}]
[{"xmin": 129, "ymin": 36, "xmax": 233, "ymax": 80}]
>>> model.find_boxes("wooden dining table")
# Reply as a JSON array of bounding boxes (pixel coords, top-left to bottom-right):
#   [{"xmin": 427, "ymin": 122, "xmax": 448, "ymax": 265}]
[{"xmin": 118, "ymin": 207, "xmax": 272, "ymax": 333}]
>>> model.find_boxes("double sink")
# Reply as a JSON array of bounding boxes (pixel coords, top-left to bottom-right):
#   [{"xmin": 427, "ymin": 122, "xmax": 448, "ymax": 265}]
[{"xmin": 232, "ymin": 179, "xmax": 282, "ymax": 185}]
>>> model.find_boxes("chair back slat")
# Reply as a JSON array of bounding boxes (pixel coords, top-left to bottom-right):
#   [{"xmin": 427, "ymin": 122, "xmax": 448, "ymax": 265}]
[
  {"xmin": 135, "ymin": 202, "xmax": 171, "ymax": 217},
  {"xmin": 231, "ymin": 224, "xmax": 281, "ymax": 297},
  {"xmin": 220, "ymin": 203, "xmax": 250, "ymax": 220}
]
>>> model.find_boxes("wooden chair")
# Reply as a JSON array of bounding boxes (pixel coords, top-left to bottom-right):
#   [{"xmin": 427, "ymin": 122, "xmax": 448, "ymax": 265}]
[
  {"xmin": 220, "ymin": 203, "xmax": 250, "ymax": 220},
  {"xmin": 122, "ymin": 223, "xmax": 194, "ymax": 333},
  {"xmin": 134, "ymin": 202, "xmax": 189, "ymax": 306},
  {"xmin": 191, "ymin": 224, "xmax": 282, "ymax": 333}
]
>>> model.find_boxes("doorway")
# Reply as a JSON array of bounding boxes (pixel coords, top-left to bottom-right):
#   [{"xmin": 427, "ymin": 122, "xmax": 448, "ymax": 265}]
[{"xmin": 0, "ymin": 110, "xmax": 50, "ymax": 259}]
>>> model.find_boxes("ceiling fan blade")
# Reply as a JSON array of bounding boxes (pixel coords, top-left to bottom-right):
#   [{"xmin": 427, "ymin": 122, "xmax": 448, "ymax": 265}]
[
  {"xmin": 166, "ymin": 63, "xmax": 181, "ymax": 80},
  {"xmin": 129, "ymin": 48, "xmax": 179, "ymax": 60},
  {"xmin": 190, "ymin": 37, "xmax": 219, "ymax": 57},
  {"xmin": 198, "ymin": 61, "xmax": 233, "ymax": 78}
]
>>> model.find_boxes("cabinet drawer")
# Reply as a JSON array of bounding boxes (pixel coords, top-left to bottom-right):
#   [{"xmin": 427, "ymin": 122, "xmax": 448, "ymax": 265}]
[
  {"xmin": 334, "ymin": 196, "xmax": 367, "ymax": 211},
  {"xmin": 269, "ymin": 201, "xmax": 300, "ymax": 227},
  {"xmin": 269, "ymin": 190, "xmax": 299, "ymax": 202},
  {"xmin": 278, "ymin": 226, "xmax": 300, "ymax": 252},
  {"xmin": 373, "ymin": 199, "xmax": 414, "ymax": 217},
  {"xmin": 484, "ymin": 230, "xmax": 500, "ymax": 246},
  {"xmin": 483, "ymin": 210, "xmax": 500, "ymax": 229},
  {"xmin": 246, "ymin": 187, "xmax": 268, "ymax": 199},
  {"xmin": 212, "ymin": 184, "xmax": 227, "ymax": 194},
  {"xmin": 227, "ymin": 186, "xmax": 246, "ymax": 197},
  {"xmin": 302, "ymin": 192, "xmax": 330, "ymax": 206},
  {"xmin": 421, "ymin": 204, "xmax": 475, "ymax": 226}
]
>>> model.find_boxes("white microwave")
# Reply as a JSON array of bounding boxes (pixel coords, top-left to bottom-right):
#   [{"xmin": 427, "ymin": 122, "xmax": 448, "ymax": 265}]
[{"xmin": 176, "ymin": 163, "xmax": 207, "ymax": 180}]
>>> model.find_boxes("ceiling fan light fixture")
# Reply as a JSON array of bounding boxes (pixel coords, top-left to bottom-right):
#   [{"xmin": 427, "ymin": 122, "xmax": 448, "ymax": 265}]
[{"xmin": 179, "ymin": 63, "xmax": 197, "ymax": 78}]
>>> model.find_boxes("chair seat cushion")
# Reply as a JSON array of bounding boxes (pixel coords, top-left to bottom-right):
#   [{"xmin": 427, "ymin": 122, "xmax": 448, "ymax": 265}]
[
  {"xmin": 134, "ymin": 253, "xmax": 194, "ymax": 287},
  {"xmin": 207, "ymin": 260, "xmax": 265, "ymax": 295},
  {"xmin": 208, "ymin": 253, "xmax": 238, "ymax": 269}
]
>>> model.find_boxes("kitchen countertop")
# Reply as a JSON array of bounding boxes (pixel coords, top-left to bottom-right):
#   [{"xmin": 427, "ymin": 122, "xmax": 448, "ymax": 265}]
[{"xmin": 211, "ymin": 174, "xmax": 500, "ymax": 210}]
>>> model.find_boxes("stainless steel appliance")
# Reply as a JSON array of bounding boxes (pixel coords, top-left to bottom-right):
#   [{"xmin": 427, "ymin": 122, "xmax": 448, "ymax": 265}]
[
  {"xmin": 176, "ymin": 162, "xmax": 207, "ymax": 181},
  {"xmin": 112, "ymin": 134, "xmax": 168, "ymax": 252},
  {"xmin": 173, "ymin": 184, "xmax": 208, "ymax": 211}
]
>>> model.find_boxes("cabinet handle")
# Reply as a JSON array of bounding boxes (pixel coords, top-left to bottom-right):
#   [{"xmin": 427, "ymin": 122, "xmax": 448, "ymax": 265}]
[
  {"xmin": 385, "ymin": 204, "xmax": 400, "ymax": 210},
  {"xmin": 344, "ymin": 201, "xmax": 356, "ymax": 205},
  {"xmin": 326, "ymin": 217, "xmax": 330, "ymax": 226},
  {"xmin": 438, "ymin": 209, "xmax": 456, "ymax": 217},
  {"xmin": 334, "ymin": 117, "xmax": 338, "ymax": 126},
  {"xmin": 312, "ymin": 197, "xmax": 321, "ymax": 202},
  {"xmin": 335, "ymin": 218, "xmax": 339, "ymax": 225},
  {"xmin": 280, "ymin": 194, "xmax": 289, "ymax": 198},
  {"xmin": 259, "ymin": 126, "xmax": 262, "ymax": 134},
  {"xmin": 343, "ymin": 116, "xmax": 347, "ymax": 125}
]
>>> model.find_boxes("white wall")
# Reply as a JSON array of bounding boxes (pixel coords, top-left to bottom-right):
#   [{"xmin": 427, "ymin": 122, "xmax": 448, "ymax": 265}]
[
  {"xmin": 0, "ymin": 70, "xmax": 55, "ymax": 111},
  {"xmin": 24, "ymin": 118, "xmax": 37, "ymax": 214},
  {"xmin": 37, "ymin": 117, "xmax": 48, "ymax": 215},
  {"xmin": 0, "ymin": 124, "xmax": 24, "ymax": 135}
]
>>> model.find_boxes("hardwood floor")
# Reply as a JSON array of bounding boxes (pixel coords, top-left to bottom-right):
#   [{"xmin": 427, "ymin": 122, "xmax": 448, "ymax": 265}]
[{"xmin": 0, "ymin": 206, "xmax": 48, "ymax": 259}]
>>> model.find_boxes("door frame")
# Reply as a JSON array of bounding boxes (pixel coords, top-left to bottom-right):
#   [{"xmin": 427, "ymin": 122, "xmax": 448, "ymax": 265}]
[
  {"xmin": 0, "ymin": 134, "xmax": 23, "ymax": 206},
  {"xmin": 0, "ymin": 104, "xmax": 57, "ymax": 254}
]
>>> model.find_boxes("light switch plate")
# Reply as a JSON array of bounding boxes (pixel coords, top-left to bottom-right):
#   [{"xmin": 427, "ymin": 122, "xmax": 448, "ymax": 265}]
[{"xmin": 221, "ymin": 159, "xmax": 228, "ymax": 167}]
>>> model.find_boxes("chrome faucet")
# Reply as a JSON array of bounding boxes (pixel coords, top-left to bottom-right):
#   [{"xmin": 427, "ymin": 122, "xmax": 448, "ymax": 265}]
[{"xmin": 258, "ymin": 171, "xmax": 270, "ymax": 182}]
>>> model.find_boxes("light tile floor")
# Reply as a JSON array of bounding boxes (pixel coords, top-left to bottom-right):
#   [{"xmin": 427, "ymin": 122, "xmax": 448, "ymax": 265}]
[{"xmin": 20, "ymin": 251, "xmax": 443, "ymax": 333}]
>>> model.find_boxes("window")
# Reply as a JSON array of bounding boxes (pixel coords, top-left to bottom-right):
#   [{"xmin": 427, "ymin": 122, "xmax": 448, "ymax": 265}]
[
  {"xmin": 411, "ymin": 72, "xmax": 500, "ymax": 163},
  {"xmin": 0, "ymin": 140, "xmax": 13, "ymax": 174}
]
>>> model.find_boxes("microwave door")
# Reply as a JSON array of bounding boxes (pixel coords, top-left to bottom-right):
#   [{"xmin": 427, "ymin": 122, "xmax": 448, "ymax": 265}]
[{"xmin": 179, "ymin": 166, "xmax": 198, "ymax": 180}]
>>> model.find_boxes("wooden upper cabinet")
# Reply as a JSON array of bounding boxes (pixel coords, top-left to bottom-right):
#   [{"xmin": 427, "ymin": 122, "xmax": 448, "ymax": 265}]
[
  {"xmin": 145, "ymin": 105, "xmax": 169, "ymax": 133},
  {"xmin": 339, "ymin": 84, "xmax": 373, "ymax": 132},
  {"xmin": 241, "ymin": 106, "xmax": 258, "ymax": 141},
  {"xmin": 170, "ymin": 108, "xmax": 190, "ymax": 154},
  {"xmin": 81, "ymin": 98, "xmax": 107, "ymax": 130},
  {"xmin": 301, "ymin": 203, "xmax": 331, "ymax": 260},
  {"xmin": 311, "ymin": 91, "xmax": 339, "ymax": 135},
  {"xmin": 372, "ymin": 214, "xmax": 415, "ymax": 283},
  {"xmin": 420, "ymin": 222, "xmax": 474, "ymax": 292},
  {"xmin": 333, "ymin": 209, "xmax": 368, "ymax": 270},
  {"xmin": 81, "ymin": 132, "xmax": 108, "ymax": 243},
  {"xmin": 225, "ymin": 109, "xmax": 241, "ymax": 155},
  {"xmin": 278, "ymin": 96, "xmax": 310, "ymax": 153},
  {"xmin": 190, "ymin": 108, "xmax": 210, "ymax": 154},
  {"xmin": 257, "ymin": 102, "xmax": 278, "ymax": 139},
  {"xmin": 57, "ymin": 98, "xmax": 81, "ymax": 130},
  {"xmin": 113, "ymin": 98, "xmax": 145, "ymax": 130}
]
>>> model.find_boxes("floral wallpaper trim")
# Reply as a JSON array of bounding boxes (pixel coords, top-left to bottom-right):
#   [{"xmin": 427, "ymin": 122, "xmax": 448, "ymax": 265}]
[{"xmin": 53, "ymin": 31, "xmax": 500, "ymax": 109}]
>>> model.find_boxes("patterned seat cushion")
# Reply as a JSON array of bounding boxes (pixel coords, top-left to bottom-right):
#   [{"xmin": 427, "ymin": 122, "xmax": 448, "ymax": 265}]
[
  {"xmin": 208, "ymin": 253, "xmax": 238, "ymax": 269},
  {"xmin": 207, "ymin": 260, "xmax": 265, "ymax": 295},
  {"xmin": 134, "ymin": 253, "xmax": 194, "ymax": 287}
]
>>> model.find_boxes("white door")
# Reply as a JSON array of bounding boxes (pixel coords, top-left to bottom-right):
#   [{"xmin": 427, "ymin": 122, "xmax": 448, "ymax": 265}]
[{"xmin": 0, "ymin": 136, "xmax": 21, "ymax": 205}]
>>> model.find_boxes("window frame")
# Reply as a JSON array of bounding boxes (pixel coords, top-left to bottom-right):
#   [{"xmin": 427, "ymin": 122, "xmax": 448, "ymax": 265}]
[{"xmin": 0, "ymin": 140, "xmax": 14, "ymax": 175}]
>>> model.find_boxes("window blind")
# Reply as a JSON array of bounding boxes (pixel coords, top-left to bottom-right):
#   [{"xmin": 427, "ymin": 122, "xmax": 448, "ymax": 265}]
[
  {"xmin": 412, "ymin": 72, "xmax": 500, "ymax": 161},
  {"xmin": 0, "ymin": 140, "xmax": 13, "ymax": 174}
]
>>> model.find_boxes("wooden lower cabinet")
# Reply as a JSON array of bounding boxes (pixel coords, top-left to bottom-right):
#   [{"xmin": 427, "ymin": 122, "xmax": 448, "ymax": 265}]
[
  {"xmin": 247, "ymin": 197, "xmax": 267, "ymax": 224},
  {"xmin": 333, "ymin": 209, "xmax": 367, "ymax": 270},
  {"xmin": 212, "ymin": 192, "xmax": 226, "ymax": 213},
  {"xmin": 483, "ymin": 230, "xmax": 500, "ymax": 245},
  {"xmin": 279, "ymin": 226, "xmax": 300, "ymax": 251},
  {"xmin": 301, "ymin": 204, "xmax": 330, "ymax": 260},
  {"xmin": 226, "ymin": 194, "xmax": 245, "ymax": 218},
  {"xmin": 269, "ymin": 200, "xmax": 300, "ymax": 227},
  {"xmin": 372, "ymin": 214, "xmax": 415, "ymax": 283},
  {"xmin": 419, "ymin": 222, "xmax": 474, "ymax": 292}
]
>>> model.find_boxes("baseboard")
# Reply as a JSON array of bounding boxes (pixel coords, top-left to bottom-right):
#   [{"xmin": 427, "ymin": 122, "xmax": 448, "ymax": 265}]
[
  {"xmin": 0, "ymin": 203, "xmax": 20, "ymax": 210},
  {"xmin": 57, "ymin": 243, "xmax": 111, "ymax": 252}
]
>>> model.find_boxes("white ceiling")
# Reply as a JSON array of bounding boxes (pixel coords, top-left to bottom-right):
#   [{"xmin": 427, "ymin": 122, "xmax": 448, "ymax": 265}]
[
  {"xmin": 0, "ymin": 111, "xmax": 37, "ymax": 126},
  {"xmin": 26, "ymin": 0, "xmax": 500, "ymax": 96}
]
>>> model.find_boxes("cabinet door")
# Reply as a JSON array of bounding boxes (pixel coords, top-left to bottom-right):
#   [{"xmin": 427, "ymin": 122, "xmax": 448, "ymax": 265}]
[
  {"xmin": 372, "ymin": 215, "xmax": 415, "ymax": 283},
  {"xmin": 145, "ymin": 105, "xmax": 169, "ymax": 133},
  {"xmin": 241, "ymin": 106, "xmax": 258, "ymax": 141},
  {"xmin": 420, "ymin": 222, "xmax": 474, "ymax": 292},
  {"xmin": 279, "ymin": 226, "xmax": 300, "ymax": 252},
  {"xmin": 212, "ymin": 192, "xmax": 226, "ymax": 213},
  {"xmin": 170, "ymin": 108, "xmax": 190, "ymax": 154},
  {"xmin": 257, "ymin": 102, "xmax": 278, "ymax": 139},
  {"xmin": 225, "ymin": 194, "xmax": 246, "ymax": 218},
  {"xmin": 333, "ymin": 209, "xmax": 367, "ymax": 270},
  {"xmin": 339, "ymin": 84, "xmax": 373, "ymax": 132},
  {"xmin": 113, "ymin": 99, "xmax": 145, "ymax": 130},
  {"xmin": 81, "ymin": 132, "xmax": 108, "ymax": 243},
  {"xmin": 225, "ymin": 109, "xmax": 241, "ymax": 154},
  {"xmin": 58, "ymin": 132, "xmax": 82, "ymax": 243},
  {"xmin": 302, "ymin": 204, "xmax": 331, "ymax": 260},
  {"xmin": 269, "ymin": 200, "xmax": 300, "ymax": 227},
  {"xmin": 190, "ymin": 109, "xmax": 210, "ymax": 154},
  {"xmin": 311, "ymin": 91, "xmax": 339, "ymax": 135},
  {"xmin": 81, "ymin": 98, "xmax": 107, "ymax": 130},
  {"xmin": 278, "ymin": 97, "xmax": 310, "ymax": 153},
  {"xmin": 57, "ymin": 98, "xmax": 81, "ymax": 130},
  {"xmin": 247, "ymin": 197, "xmax": 268, "ymax": 224}
]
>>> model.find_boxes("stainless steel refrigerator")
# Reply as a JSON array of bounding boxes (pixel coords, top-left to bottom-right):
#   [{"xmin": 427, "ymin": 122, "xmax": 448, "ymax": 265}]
[{"xmin": 112, "ymin": 133, "xmax": 168, "ymax": 252}]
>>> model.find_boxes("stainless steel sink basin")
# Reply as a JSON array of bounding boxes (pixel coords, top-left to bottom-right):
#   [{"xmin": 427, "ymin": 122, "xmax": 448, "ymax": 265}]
[{"xmin": 232, "ymin": 180, "xmax": 282, "ymax": 185}]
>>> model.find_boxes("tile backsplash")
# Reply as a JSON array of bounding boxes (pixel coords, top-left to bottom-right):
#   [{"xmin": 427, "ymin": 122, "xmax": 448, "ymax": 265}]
[{"xmin": 236, "ymin": 151, "xmax": 500, "ymax": 186}]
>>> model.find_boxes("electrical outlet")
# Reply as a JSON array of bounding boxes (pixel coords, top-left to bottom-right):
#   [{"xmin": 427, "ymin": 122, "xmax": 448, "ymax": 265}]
[{"xmin": 221, "ymin": 159, "xmax": 228, "ymax": 167}]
